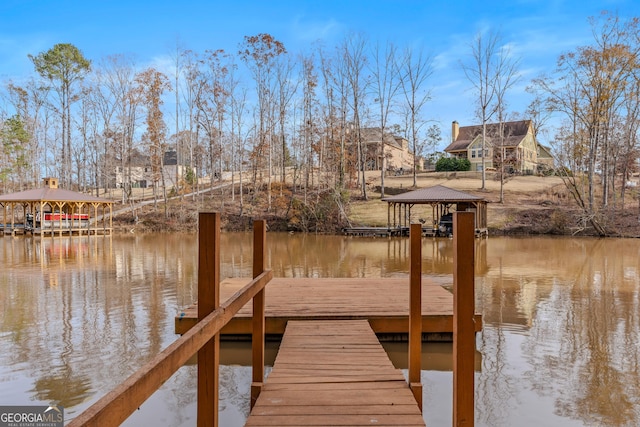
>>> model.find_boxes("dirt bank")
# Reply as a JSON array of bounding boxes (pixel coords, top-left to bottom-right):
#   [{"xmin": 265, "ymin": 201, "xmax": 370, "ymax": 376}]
[{"xmin": 112, "ymin": 173, "xmax": 640, "ymax": 237}]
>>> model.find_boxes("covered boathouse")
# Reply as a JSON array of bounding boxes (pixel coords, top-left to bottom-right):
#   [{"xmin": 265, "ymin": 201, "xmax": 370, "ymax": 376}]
[
  {"xmin": 0, "ymin": 177, "xmax": 113, "ymax": 236},
  {"xmin": 382, "ymin": 184, "xmax": 487, "ymax": 236}
]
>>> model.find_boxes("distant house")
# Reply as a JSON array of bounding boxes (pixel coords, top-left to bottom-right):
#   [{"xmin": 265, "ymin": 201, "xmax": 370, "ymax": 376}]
[
  {"xmin": 349, "ymin": 127, "xmax": 423, "ymax": 172},
  {"xmin": 162, "ymin": 150, "xmax": 195, "ymax": 188},
  {"xmin": 110, "ymin": 150, "xmax": 194, "ymax": 189},
  {"xmin": 444, "ymin": 120, "xmax": 552, "ymax": 174},
  {"xmin": 111, "ymin": 151, "xmax": 152, "ymax": 189},
  {"xmin": 536, "ymin": 143, "xmax": 554, "ymax": 171}
]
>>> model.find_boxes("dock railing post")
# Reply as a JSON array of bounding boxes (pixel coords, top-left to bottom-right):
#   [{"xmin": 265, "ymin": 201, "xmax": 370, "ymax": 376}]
[
  {"xmin": 251, "ymin": 220, "xmax": 267, "ymax": 408},
  {"xmin": 453, "ymin": 212, "xmax": 475, "ymax": 427},
  {"xmin": 197, "ymin": 212, "xmax": 220, "ymax": 427},
  {"xmin": 409, "ymin": 223, "xmax": 423, "ymax": 410}
]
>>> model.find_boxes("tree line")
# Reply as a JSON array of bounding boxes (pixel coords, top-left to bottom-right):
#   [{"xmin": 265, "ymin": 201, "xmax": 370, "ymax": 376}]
[
  {"xmin": 1, "ymin": 11, "xmax": 639, "ymax": 234},
  {"xmin": 532, "ymin": 12, "xmax": 640, "ymax": 234},
  {"xmin": 0, "ymin": 33, "xmax": 437, "ymax": 207}
]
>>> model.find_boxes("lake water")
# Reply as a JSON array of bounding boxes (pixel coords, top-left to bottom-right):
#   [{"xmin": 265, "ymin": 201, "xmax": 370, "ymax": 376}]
[{"xmin": 0, "ymin": 233, "xmax": 638, "ymax": 426}]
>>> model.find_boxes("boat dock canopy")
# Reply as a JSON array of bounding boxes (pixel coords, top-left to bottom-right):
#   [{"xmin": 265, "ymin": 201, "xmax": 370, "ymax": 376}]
[
  {"xmin": 0, "ymin": 177, "xmax": 113, "ymax": 236},
  {"xmin": 382, "ymin": 184, "xmax": 487, "ymax": 235}
]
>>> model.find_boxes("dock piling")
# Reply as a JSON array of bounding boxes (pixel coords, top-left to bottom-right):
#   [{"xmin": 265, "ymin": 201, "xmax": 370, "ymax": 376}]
[
  {"xmin": 197, "ymin": 212, "xmax": 221, "ymax": 427},
  {"xmin": 409, "ymin": 223, "xmax": 423, "ymax": 409},
  {"xmin": 251, "ymin": 220, "xmax": 267, "ymax": 408},
  {"xmin": 453, "ymin": 212, "xmax": 476, "ymax": 427}
]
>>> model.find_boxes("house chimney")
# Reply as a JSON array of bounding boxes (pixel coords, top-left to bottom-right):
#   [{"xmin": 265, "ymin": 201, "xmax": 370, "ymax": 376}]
[
  {"xmin": 43, "ymin": 177, "xmax": 58, "ymax": 189},
  {"xmin": 452, "ymin": 121, "xmax": 459, "ymax": 142}
]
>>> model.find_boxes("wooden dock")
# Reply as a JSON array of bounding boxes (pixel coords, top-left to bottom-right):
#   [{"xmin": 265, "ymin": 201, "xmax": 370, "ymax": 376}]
[
  {"xmin": 175, "ymin": 277, "xmax": 482, "ymax": 340},
  {"xmin": 341, "ymin": 226, "xmax": 407, "ymax": 237},
  {"xmin": 245, "ymin": 319, "xmax": 426, "ymax": 427},
  {"xmin": 1, "ymin": 223, "xmax": 111, "ymax": 236},
  {"xmin": 70, "ymin": 214, "xmax": 478, "ymax": 427},
  {"xmin": 340, "ymin": 226, "xmax": 487, "ymax": 238}
]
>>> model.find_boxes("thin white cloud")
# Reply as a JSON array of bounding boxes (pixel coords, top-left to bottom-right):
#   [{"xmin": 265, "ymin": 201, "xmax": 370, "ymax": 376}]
[
  {"xmin": 147, "ymin": 54, "xmax": 175, "ymax": 77},
  {"xmin": 290, "ymin": 15, "xmax": 344, "ymax": 44}
]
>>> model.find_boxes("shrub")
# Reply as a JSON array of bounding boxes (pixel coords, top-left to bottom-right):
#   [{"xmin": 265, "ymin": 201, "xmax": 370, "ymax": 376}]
[{"xmin": 435, "ymin": 157, "xmax": 471, "ymax": 172}]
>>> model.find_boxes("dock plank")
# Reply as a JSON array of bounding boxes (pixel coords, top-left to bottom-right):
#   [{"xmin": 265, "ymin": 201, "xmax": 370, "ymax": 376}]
[
  {"xmin": 245, "ymin": 320, "xmax": 426, "ymax": 427},
  {"xmin": 175, "ymin": 277, "xmax": 482, "ymax": 339}
]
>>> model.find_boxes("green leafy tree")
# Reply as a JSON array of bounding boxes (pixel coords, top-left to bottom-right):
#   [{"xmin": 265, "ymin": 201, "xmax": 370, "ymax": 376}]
[
  {"xmin": 1, "ymin": 115, "xmax": 30, "ymax": 190},
  {"xmin": 29, "ymin": 43, "xmax": 91, "ymax": 187}
]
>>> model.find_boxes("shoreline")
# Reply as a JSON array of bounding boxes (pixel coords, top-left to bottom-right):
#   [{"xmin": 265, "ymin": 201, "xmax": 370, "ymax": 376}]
[{"xmin": 108, "ymin": 174, "xmax": 640, "ymax": 238}]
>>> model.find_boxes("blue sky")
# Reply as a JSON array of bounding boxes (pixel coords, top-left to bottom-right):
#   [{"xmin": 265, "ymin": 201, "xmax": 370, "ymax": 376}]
[{"xmin": 1, "ymin": 0, "xmax": 638, "ymax": 145}]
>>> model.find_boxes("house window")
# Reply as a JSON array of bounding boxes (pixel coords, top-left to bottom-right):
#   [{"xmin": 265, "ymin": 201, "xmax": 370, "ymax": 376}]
[{"xmin": 471, "ymin": 150, "xmax": 476, "ymax": 158}]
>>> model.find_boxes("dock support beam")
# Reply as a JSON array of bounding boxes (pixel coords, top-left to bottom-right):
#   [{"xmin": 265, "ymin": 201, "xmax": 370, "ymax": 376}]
[
  {"xmin": 453, "ymin": 212, "xmax": 475, "ymax": 427},
  {"xmin": 197, "ymin": 212, "xmax": 220, "ymax": 427},
  {"xmin": 409, "ymin": 223, "xmax": 423, "ymax": 410},
  {"xmin": 251, "ymin": 220, "xmax": 266, "ymax": 408}
]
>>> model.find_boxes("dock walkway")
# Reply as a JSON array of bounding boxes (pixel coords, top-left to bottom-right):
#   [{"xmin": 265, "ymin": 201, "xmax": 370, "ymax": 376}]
[{"xmin": 246, "ymin": 319, "xmax": 426, "ymax": 427}]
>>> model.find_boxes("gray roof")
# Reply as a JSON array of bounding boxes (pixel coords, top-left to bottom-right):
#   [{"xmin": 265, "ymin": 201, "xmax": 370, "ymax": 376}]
[
  {"xmin": 445, "ymin": 120, "xmax": 532, "ymax": 153},
  {"xmin": 0, "ymin": 187, "xmax": 113, "ymax": 204},
  {"xmin": 359, "ymin": 127, "xmax": 405, "ymax": 149},
  {"xmin": 382, "ymin": 185, "xmax": 484, "ymax": 204}
]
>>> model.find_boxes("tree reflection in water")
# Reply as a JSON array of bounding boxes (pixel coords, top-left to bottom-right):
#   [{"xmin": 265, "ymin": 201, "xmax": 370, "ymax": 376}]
[
  {"xmin": 1, "ymin": 234, "xmax": 640, "ymax": 426},
  {"xmin": 519, "ymin": 239, "xmax": 640, "ymax": 426}
]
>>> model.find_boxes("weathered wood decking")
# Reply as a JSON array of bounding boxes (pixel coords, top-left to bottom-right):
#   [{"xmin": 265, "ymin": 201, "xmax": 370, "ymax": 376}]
[
  {"xmin": 175, "ymin": 277, "xmax": 483, "ymax": 340},
  {"xmin": 68, "ymin": 214, "xmax": 478, "ymax": 426},
  {"xmin": 245, "ymin": 319, "xmax": 426, "ymax": 427}
]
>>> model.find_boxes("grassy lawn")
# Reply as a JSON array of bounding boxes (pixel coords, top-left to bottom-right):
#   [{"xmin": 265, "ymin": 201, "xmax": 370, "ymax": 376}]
[{"xmin": 347, "ymin": 173, "xmax": 567, "ymax": 228}]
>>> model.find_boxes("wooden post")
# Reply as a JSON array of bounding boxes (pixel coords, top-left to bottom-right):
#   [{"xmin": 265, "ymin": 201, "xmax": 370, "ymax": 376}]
[
  {"xmin": 453, "ymin": 212, "xmax": 475, "ymax": 427},
  {"xmin": 197, "ymin": 212, "xmax": 220, "ymax": 427},
  {"xmin": 409, "ymin": 223, "xmax": 423, "ymax": 410},
  {"xmin": 251, "ymin": 220, "xmax": 266, "ymax": 408}
]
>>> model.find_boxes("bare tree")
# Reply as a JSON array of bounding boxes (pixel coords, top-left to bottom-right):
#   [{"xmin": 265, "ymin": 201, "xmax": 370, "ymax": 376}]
[
  {"xmin": 195, "ymin": 49, "xmax": 232, "ymax": 188},
  {"xmin": 397, "ymin": 46, "xmax": 433, "ymax": 187},
  {"xmin": 492, "ymin": 44, "xmax": 520, "ymax": 203},
  {"xmin": 534, "ymin": 12, "xmax": 640, "ymax": 235},
  {"xmin": 299, "ymin": 53, "xmax": 319, "ymax": 201},
  {"xmin": 370, "ymin": 41, "xmax": 400, "ymax": 198},
  {"xmin": 239, "ymin": 33, "xmax": 287, "ymax": 210},
  {"xmin": 619, "ymin": 78, "xmax": 640, "ymax": 206},
  {"xmin": 181, "ymin": 49, "xmax": 209, "ymax": 198},
  {"xmin": 275, "ymin": 54, "xmax": 297, "ymax": 186},
  {"xmin": 135, "ymin": 68, "xmax": 172, "ymax": 214},
  {"xmin": 96, "ymin": 54, "xmax": 141, "ymax": 202},
  {"xmin": 462, "ymin": 30, "xmax": 503, "ymax": 190},
  {"xmin": 319, "ymin": 44, "xmax": 349, "ymax": 189},
  {"xmin": 4, "ymin": 79, "xmax": 50, "ymax": 186},
  {"xmin": 341, "ymin": 33, "xmax": 369, "ymax": 199}
]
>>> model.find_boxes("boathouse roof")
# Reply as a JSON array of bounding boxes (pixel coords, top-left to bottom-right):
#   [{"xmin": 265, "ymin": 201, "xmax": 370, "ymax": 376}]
[
  {"xmin": 382, "ymin": 184, "xmax": 487, "ymax": 233},
  {"xmin": 0, "ymin": 177, "xmax": 112, "ymax": 204},
  {"xmin": 382, "ymin": 184, "xmax": 484, "ymax": 204},
  {"xmin": 0, "ymin": 187, "xmax": 113, "ymax": 204}
]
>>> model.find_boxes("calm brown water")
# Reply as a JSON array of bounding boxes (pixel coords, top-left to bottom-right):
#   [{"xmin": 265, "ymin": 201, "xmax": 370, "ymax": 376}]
[{"xmin": 0, "ymin": 233, "xmax": 639, "ymax": 426}]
